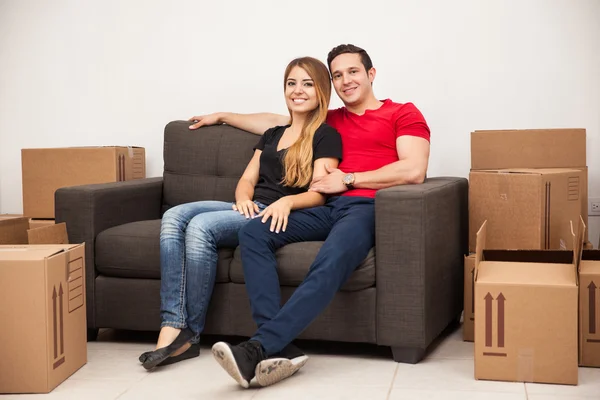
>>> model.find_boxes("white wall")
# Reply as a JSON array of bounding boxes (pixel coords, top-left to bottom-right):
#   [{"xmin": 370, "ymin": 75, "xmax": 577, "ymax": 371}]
[{"xmin": 1, "ymin": 0, "xmax": 599, "ymax": 246}]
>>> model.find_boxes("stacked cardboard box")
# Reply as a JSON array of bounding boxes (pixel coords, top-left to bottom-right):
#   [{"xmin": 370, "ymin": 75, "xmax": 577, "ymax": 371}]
[
  {"xmin": 469, "ymin": 128, "xmax": 588, "ymax": 251},
  {"xmin": 21, "ymin": 146, "xmax": 146, "ymax": 219},
  {"xmin": 469, "ymin": 129, "xmax": 588, "ymax": 247},
  {"xmin": 464, "ymin": 129, "xmax": 588, "ymax": 342}
]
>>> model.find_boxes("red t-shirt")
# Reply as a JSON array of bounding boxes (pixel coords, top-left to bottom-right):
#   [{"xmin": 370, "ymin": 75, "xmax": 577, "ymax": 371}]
[{"xmin": 326, "ymin": 99, "xmax": 430, "ymax": 199}]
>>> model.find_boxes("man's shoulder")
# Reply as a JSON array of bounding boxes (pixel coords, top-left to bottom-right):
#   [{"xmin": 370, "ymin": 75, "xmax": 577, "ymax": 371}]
[
  {"xmin": 383, "ymin": 99, "xmax": 421, "ymax": 114},
  {"xmin": 327, "ymin": 107, "xmax": 345, "ymax": 118}
]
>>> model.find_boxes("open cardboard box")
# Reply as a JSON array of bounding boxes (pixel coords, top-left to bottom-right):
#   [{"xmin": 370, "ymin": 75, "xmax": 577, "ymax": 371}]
[
  {"xmin": 473, "ymin": 218, "xmax": 584, "ymax": 385},
  {"xmin": 579, "ymin": 249, "xmax": 600, "ymax": 367},
  {"xmin": 0, "ymin": 215, "xmax": 68, "ymax": 245}
]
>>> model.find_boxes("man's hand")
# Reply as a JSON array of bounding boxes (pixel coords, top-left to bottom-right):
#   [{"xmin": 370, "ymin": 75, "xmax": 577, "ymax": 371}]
[
  {"xmin": 309, "ymin": 165, "xmax": 347, "ymax": 194},
  {"xmin": 257, "ymin": 197, "xmax": 293, "ymax": 233},
  {"xmin": 233, "ymin": 199, "xmax": 259, "ymax": 219},
  {"xmin": 188, "ymin": 113, "xmax": 222, "ymax": 130}
]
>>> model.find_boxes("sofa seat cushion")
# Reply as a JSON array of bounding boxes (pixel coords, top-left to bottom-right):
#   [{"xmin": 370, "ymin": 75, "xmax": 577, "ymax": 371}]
[
  {"xmin": 229, "ymin": 242, "xmax": 375, "ymax": 292},
  {"xmin": 95, "ymin": 219, "xmax": 232, "ymax": 282}
]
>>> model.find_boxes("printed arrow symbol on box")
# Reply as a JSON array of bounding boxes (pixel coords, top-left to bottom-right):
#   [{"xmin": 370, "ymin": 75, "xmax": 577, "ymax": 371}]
[
  {"xmin": 59, "ymin": 283, "xmax": 64, "ymax": 355},
  {"xmin": 485, "ymin": 293, "xmax": 493, "ymax": 347},
  {"xmin": 590, "ymin": 281, "xmax": 597, "ymax": 335},
  {"xmin": 52, "ymin": 286, "xmax": 58, "ymax": 359},
  {"xmin": 497, "ymin": 293, "xmax": 505, "ymax": 348}
]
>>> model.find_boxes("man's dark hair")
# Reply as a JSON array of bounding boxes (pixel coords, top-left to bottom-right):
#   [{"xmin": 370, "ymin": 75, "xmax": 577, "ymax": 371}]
[{"xmin": 327, "ymin": 44, "xmax": 373, "ymax": 73}]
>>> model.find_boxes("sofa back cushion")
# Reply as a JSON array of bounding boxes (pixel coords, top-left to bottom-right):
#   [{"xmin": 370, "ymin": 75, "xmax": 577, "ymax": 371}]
[{"xmin": 162, "ymin": 120, "xmax": 259, "ymax": 212}]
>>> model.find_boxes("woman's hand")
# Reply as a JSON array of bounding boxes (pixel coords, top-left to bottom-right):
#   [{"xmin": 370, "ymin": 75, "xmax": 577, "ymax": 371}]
[
  {"xmin": 258, "ymin": 197, "xmax": 293, "ymax": 233},
  {"xmin": 188, "ymin": 113, "xmax": 222, "ymax": 130},
  {"xmin": 233, "ymin": 200, "xmax": 259, "ymax": 219}
]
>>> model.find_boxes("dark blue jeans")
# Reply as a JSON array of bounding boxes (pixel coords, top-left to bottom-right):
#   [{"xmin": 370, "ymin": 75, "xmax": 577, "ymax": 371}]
[{"xmin": 238, "ymin": 196, "xmax": 375, "ymax": 355}]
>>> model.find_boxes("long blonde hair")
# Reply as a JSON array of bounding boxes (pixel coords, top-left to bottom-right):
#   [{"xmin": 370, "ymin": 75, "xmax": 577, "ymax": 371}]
[{"xmin": 281, "ymin": 57, "xmax": 332, "ymax": 188}]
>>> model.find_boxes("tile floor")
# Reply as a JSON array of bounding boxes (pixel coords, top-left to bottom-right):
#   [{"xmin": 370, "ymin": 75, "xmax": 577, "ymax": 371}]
[{"xmin": 4, "ymin": 325, "xmax": 599, "ymax": 399}]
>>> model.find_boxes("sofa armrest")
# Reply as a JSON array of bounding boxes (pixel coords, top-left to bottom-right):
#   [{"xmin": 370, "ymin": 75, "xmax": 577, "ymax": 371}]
[
  {"xmin": 54, "ymin": 177, "xmax": 163, "ymax": 328},
  {"xmin": 375, "ymin": 177, "xmax": 468, "ymax": 349}
]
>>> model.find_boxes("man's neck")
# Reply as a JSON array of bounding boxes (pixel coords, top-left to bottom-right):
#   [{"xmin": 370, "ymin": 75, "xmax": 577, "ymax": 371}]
[{"xmin": 345, "ymin": 97, "xmax": 384, "ymax": 116}]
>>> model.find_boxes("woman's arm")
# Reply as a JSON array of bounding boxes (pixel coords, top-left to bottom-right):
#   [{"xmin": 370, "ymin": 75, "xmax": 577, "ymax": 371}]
[
  {"xmin": 285, "ymin": 157, "xmax": 339, "ymax": 209},
  {"xmin": 258, "ymin": 157, "xmax": 339, "ymax": 233},
  {"xmin": 189, "ymin": 112, "xmax": 290, "ymax": 135},
  {"xmin": 233, "ymin": 150, "xmax": 262, "ymax": 218}
]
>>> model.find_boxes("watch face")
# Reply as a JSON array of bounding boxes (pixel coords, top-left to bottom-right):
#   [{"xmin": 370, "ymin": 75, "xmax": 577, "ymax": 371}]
[{"xmin": 343, "ymin": 174, "xmax": 353, "ymax": 185}]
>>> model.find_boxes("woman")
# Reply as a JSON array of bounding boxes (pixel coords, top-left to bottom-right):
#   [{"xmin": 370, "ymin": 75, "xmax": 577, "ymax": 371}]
[{"xmin": 139, "ymin": 56, "xmax": 342, "ymax": 370}]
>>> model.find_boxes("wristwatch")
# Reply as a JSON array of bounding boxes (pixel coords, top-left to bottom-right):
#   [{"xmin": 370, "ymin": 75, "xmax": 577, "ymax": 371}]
[{"xmin": 342, "ymin": 173, "xmax": 355, "ymax": 190}]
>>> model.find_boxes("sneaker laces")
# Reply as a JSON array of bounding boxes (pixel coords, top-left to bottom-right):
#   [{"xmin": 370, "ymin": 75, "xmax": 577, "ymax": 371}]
[{"xmin": 240, "ymin": 340, "xmax": 265, "ymax": 362}]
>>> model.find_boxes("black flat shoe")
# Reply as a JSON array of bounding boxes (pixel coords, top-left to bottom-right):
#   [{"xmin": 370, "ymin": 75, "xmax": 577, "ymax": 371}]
[
  {"xmin": 157, "ymin": 343, "xmax": 200, "ymax": 366},
  {"xmin": 142, "ymin": 327, "xmax": 196, "ymax": 370},
  {"xmin": 139, "ymin": 350, "xmax": 152, "ymax": 364}
]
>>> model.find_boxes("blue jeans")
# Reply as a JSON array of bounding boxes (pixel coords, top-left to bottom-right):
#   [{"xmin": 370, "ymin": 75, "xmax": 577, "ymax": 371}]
[
  {"xmin": 238, "ymin": 196, "xmax": 375, "ymax": 355},
  {"xmin": 160, "ymin": 200, "xmax": 267, "ymax": 344}
]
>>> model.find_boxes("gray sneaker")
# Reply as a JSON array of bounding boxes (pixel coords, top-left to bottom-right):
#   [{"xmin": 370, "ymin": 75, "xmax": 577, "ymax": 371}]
[{"xmin": 254, "ymin": 343, "xmax": 309, "ymax": 387}]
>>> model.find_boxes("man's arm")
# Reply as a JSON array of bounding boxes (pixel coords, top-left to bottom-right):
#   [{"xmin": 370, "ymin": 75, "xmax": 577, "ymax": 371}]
[
  {"xmin": 354, "ymin": 136, "xmax": 430, "ymax": 189},
  {"xmin": 188, "ymin": 112, "xmax": 290, "ymax": 135},
  {"xmin": 309, "ymin": 136, "xmax": 430, "ymax": 194}
]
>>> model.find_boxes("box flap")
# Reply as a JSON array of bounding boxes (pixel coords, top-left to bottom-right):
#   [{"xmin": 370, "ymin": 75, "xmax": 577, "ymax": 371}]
[
  {"xmin": 27, "ymin": 223, "xmax": 69, "ymax": 245},
  {"xmin": 0, "ymin": 216, "xmax": 30, "ymax": 245},
  {"xmin": 580, "ymin": 259, "xmax": 600, "ymax": 275},
  {"xmin": 474, "ymin": 220, "xmax": 487, "ymax": 280},
  {"xmin": 477, "ymin": 260, "xmax": 576, "ymax": 286},
  {"xmin": 576, "ymin": 216, "xmax": 586, "ymax": 273}
]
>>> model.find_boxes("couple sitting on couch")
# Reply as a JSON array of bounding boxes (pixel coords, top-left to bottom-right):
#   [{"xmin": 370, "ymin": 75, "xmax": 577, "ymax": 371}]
[{"xmin": 139, "ymin": 44, "xmax": 431, "ymax": 388}]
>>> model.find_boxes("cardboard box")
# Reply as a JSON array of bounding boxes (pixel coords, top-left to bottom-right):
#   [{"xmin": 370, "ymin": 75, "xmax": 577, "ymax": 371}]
[
  {"xmin": 470, "ymin": 128, "xmax": 588, "ymax": 240},
  {"xmin": 0, "ymin": 215, "xmax": 30, "ymax": 244},
  {"xmin": 0, "ymin": 215, "xmax": 68, "ymax": 245},
  {"xmin": 579, "ymin": 249, "xmax": 600, "ymax": 367},
  {"xmin": 473, "ymin": 220, "xmax": 582, "ymax": 385},
  {"xmin": 28, "ymin": 223, "xmax": 69, "ymax": 245},
  {"xmin": 0, "ymin": 244, "xmax": 87, "ymax": 393},
  {"xmin": 469, "ymin": 168, "xmax": 582, "ymax": 252},
  {"xmin": 471, "ymin": 129, "xmax": 586, "ymax": 170},
  {"xmin": 22, "ymin": 146, "xmax": 146, "ymax": 218},
  {"xmin": 29, "ymin": 219, "xmax": 56, "ymax": 230},
  {"xmin": 463, "ymin": 254, "xmax": 475, "ymax": 342}
]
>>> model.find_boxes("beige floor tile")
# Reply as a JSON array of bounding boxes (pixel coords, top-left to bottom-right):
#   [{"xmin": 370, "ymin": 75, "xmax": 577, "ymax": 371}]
[
  {"xmin": 117, "ymin": 347, "xmax": 259, "ymax": 400},
  {"xmin": 69, "ymin": 349, "xmax": 151, "ymax": 382},
  {"xmin": 388, "ymin": 388, "xmax": 527, "ymax": 400},
  {"xmin": 425, "ymin": 325, "xmax": 474, "ymax": 360},
  {"xmin": 528, "ymin": 396, "xmax": 600, "ymax": 400},
  {"xmin": 1, "ymin": 379, "xmax": 134, "ymax": 400},
  {"xmin": 118, "ymin": 377, "xmax": 258, "ymax": 400},
  {"xmin": 252, "ymin": 383, "xmax": 390, "ymax": 400},
  {"xmin": 276, "ymin": 353, "xmax": 398, "ymax": 387},
  {"xmin": 525, "ymin": 366, "xmax": 600, "ymax": 398},
  {"xmin": 393, "ymin": 358, "xmax": 526, "ymax": 393}
]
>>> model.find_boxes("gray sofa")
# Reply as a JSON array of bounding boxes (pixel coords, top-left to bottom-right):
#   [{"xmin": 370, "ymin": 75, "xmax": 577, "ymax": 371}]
[{"xmin": 55, "ymin": 120, "xmax": 468, "ymax": 364}]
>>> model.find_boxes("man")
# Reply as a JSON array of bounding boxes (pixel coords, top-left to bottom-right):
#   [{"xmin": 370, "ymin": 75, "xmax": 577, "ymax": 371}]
[{"xmin": 190, "ymin": 44, "xmax": 431, "ymax": 388}]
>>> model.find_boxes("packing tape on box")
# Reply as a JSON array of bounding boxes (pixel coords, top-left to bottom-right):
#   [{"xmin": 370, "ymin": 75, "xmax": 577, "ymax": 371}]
[{"xmin": 517, "ymin": 348, "xmax": 534, "ymax": 383}]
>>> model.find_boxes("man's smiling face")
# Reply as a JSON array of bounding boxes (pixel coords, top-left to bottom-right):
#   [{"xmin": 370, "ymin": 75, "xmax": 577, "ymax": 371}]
[{"xmin": 329, "ymin": 53, "xmax": 375, "ymax": 107}]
